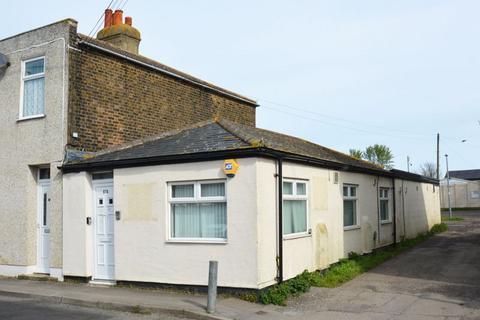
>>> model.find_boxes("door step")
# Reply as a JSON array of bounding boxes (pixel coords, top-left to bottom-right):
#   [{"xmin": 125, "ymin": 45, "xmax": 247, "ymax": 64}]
[{"xmin": 89, "ymin": 279, "xmax": 116, "ymax": 286}]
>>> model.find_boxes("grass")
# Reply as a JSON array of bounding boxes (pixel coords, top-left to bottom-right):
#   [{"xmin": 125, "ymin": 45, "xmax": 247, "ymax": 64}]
[
  {"xmin": 441, "ymin": 207, "xmax": 480, "ymax": 212},
  {"xmin": 256, "ymin": 223, "xmax": 448, "ymax": 306},
  {"xmin": 441, "ymin": 216, "xmax": 464, "ymax": 222}
]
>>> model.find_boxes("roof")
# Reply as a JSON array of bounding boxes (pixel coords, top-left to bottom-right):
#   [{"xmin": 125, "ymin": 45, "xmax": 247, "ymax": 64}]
[
  {"xmin": 62, "ymin": 119, "xmax": 438, "ymax": 185},
  {"xmin": 447, "ymin": 170, "xmax": 480, "ymax": 181},
  {"xmin": 75, "ymin": 34, "xmax": 257, "ymax": 107}
]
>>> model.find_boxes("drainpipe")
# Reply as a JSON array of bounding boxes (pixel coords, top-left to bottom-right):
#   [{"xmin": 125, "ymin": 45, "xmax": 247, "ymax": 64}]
[
  {"xmin": 376, "ymin": 176, "xmax": 380, "ymax": 247},
  {"xmin": 401, "ymin": 180, "xmax": 407, "ymax": 238},
  {"xmin": 276, "ymin": 157, "xmax": 284, "ymax": 283},
  {"xmin": 391, "ymin": 177, "xmax": 397, "ymax": 246}
]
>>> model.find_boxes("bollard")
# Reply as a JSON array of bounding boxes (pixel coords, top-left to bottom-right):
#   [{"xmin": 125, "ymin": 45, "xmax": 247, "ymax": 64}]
[{"xmin": 207, "ymin": 260, "xmax": 218, "ymax": 314}]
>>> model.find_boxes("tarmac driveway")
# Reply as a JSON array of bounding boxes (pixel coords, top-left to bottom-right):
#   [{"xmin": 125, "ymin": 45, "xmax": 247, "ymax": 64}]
[{"xmin": 283, "ymin": 210, "xmax": 480, "ymax": 320}]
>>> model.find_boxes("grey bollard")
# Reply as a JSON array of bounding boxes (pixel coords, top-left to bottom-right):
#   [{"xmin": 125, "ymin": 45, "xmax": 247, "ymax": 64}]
[{"xmin": 207, "ymin": 260, "xmax": 218, "ymax": 314}]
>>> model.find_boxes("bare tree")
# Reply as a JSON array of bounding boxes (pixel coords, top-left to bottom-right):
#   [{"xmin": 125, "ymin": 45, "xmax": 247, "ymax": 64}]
[{"xmin": 419, "ymin": 162, "xmax": 437, "ymax": 178}]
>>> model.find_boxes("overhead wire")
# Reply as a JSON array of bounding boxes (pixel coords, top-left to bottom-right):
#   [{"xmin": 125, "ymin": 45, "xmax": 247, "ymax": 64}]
[
  {"xmin": 87, "ymin": 0, "xmax": 116, "ymax": 38},
  {"xmin": 257, "ymin": 97, "xmax": 476, "ymax": 142}
]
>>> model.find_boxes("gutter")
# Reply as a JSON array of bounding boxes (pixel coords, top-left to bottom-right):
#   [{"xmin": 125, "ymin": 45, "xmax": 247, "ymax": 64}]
[
  {"xmin": 61, "ymin": 147, "xmax": 439, "ymax": 186},
  {"xmin": 77, "ymin": 40, "xmax": 258, "ymax": 107}
]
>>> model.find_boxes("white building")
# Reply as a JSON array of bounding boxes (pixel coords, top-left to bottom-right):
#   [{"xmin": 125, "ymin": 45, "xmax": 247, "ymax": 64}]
[{"xmin": 62, "ymin": 119, "xmax": 441, "ymax": 289}]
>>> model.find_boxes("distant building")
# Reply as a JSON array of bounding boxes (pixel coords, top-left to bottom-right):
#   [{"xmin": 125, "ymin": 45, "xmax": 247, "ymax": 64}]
[{"xmin": 441, "ymin": 170, "xmax": 480, "ymax": 209}]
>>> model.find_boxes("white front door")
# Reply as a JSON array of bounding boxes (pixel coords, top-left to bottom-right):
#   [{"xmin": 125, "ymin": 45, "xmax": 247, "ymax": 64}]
[
  {"xmin": 93, "ymin": 183, "xmax": 115, "ymax": 280},
  {"xmin": 37, "ymin": 182, "xmax": 51, "ymax": 274}
]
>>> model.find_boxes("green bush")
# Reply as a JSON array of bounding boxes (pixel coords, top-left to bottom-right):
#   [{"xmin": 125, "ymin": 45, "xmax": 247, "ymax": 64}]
[
  {"xmin": 259, "ymin": 271, "xmax": 312, "ymax": 305},
  {"xmin": 430, "ymin": 223, "xmax": 448, "ymax": 234}
]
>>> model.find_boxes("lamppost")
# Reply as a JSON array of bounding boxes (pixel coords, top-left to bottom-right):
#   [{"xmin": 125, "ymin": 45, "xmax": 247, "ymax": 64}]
[{"xmin": 445, "ymin": 154, "xmax": 452, "ymax": 219}]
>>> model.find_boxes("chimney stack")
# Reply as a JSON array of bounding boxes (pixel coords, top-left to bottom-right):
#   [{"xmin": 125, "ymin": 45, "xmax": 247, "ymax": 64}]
[{"xmin": 96, "ymin": 8, "xmax": 141, "ymax": 54}]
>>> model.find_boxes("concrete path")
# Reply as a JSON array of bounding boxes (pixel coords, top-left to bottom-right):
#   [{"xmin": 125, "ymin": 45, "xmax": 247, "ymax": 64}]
[
  {"xmin": 0, "ymin": 210, "xmax": 479, "ymax": 320},
  {"xmin": 282, "ymin": 210, "xmax": 480, "ymax": 320}
]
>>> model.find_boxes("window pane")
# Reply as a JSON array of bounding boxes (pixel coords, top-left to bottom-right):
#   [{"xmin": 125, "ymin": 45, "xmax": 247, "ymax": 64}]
[
  {"xmin": 39, "ymin": 168, "xmax": 50, "ymax": 180},
  {"xmin": 92, "ymin": 172, "xmax": 113, "ymax": 180},
  {"xmin": 25, "ymin": 59, "xmax": 44, "ymax": 76},
  {"xmin": 199, "ymin": 202, "xmax": 227, "ymax": 238},
  {"xmin": 296, "ymin": 183, "xmax": 306, "ymax": 195},
  {"xmin": 172, "ymin": 203, "xmax": 200, "ymax": 238},
  {"xmin": 343, "ymin": 186, "xmax": 348, "ymax": 197},
  {"xmin": 201, "ymin": 183, "xmax": 225, "ymax": 197},
  {"xmin": 283, "ymin": 200, "xmax": 307, "ymax": 234},
  {"xmin": 343, "ymin": 200, "xmax": 356, "ymax": 227},
  {"xmin": 380, "ymin": 200, "xmax": 389, "ymax": 221},
  {"xmin": 171, "ymin": 203, "xmax": 227, "ymax": 239},
  {"xmin": 172, "ymin": 184, "xmax": 194, "ymax": 198},
  {"xmin": 283, "ymin": 182, "xmax": 293, "ymax": 195},
  {"xmin": 350, "ymin": 187, "xmax": 356, "ymax": 197},
  {"xmin": 384, "ymin": 190, "xmax": 388, "ymax": 198},
  {"xmin": 23, "ymin": 77, "xmax": 45, "ymax": 117}
]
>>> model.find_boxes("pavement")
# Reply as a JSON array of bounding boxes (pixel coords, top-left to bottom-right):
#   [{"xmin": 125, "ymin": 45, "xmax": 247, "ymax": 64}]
[{"xmin": 0, "ymin": 210, "xmax": 479, "ymax": 320}]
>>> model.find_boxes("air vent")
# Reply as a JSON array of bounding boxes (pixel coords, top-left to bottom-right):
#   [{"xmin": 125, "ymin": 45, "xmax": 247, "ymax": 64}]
[{"xmin": 333, "ymin": 172, "xmax": 339, "ymax": 184}]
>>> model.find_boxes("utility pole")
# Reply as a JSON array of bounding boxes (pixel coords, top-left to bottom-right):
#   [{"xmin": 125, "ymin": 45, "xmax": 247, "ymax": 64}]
[
  {"xmin": 436, "ymin": 133, "xmax": 440, "ymax": 180},
  {"xmin": 445, "ymin": 154, "xmax": 452, "ymax": 219},
  {"xmin": 407, "ymin": 156, "xmax": 411, "ymax": 173}
]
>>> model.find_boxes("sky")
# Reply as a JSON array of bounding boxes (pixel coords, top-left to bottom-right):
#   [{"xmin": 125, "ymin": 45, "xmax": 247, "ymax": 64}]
[{"xmin": 2, "ymin": 0, "xmax": 478, "ymax": 173}]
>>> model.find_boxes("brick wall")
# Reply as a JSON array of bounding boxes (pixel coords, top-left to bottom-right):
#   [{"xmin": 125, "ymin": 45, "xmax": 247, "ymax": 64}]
[{"xmin": 67, "ymin": 35, "xmax": 256, "ymax": 152}]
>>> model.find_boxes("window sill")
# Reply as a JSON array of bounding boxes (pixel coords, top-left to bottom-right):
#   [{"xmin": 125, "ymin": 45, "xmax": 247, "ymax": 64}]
[
  {"xmin": 283, "ymin": 233, "xmax": 311, "ymax": 240},
  {"xmin": 166, "ymin": 239, "xmax": 228, "ymax": 245},
  {"xmin": 344, "ymin": 225, "xmax": 361, "ymax": 231},
  {"xmin": 381, "ymin": 221, "xmax": 393, "ymax": 225},
  {"xmin": 17, "ymin": 114, "xmax": 45, "ymax": 122}
]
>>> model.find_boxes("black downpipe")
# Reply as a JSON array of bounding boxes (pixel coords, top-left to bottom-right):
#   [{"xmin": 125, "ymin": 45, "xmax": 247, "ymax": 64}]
[
  {"xmin": 277, "ymin": 158, "xmax": 284, "ymax": 283},
  {"xmin": 391, "ymin": 177, "xmax": 397, "ymax": 246}
]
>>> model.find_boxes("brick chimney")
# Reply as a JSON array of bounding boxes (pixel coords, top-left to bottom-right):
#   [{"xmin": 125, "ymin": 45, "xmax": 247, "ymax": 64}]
[{"xmin": 96, "ymin": 9, "xmax": 141, "ymax": 54}]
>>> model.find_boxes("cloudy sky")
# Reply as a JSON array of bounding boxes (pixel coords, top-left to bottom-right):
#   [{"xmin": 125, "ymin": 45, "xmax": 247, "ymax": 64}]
[{"xmin": 2, "ymin": 1, "xmax": 478, "ymax": 173}]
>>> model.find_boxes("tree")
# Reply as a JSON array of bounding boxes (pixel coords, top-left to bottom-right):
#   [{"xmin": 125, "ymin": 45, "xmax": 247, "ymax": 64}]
[
  {"xmin": 349, "ymin": 144, "xmax": 394, "ymax": 169},
  {"xmin": 349, "ymin": 149, "xmax": 363, "ymax": 160},
  {"xmin": 419, "ymin": 162, "xmax": 437, "ymax": 178}
]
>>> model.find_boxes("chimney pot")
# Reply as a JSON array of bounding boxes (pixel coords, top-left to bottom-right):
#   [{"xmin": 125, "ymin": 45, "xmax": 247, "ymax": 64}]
[
  {"xmin": 104, "ymin": 9, "xmax": 113, "ymax": 28},
  {"xmin": 125, "ymin": 16, "xmax": 132, "ymax": 26},
  {"xmin": 113, "ymin": 10, "xmax": 123, "ymax": 26}
]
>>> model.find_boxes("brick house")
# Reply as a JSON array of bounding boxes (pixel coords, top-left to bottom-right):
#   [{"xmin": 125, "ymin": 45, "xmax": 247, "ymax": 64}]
[{"xmin": 0, "ymin": 10, "xmax": 440, "ymax": 288}]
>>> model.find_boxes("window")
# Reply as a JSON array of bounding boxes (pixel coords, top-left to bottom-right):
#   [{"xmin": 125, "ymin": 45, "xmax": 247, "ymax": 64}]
[
  {"xmin": 38, "ymin": 168, "xmax": 50, "ymax": 180},
  {"xmin": 92, "ymin": 172, "xmax": 113, "ymax": 180},
  {"xmin": 343, "ymin": 185, "xmax": 358, "ymax": 228},
  {"xmin": 379, "ymin": 188, "xmax": 389, "ymax": 222},
  {"xmin": 283, "ymin": 180, "xmax": 308, "ymax": 236},
  {"xmin": 21, "ymin": 57, "xmax": 45, "ymax": 119},
  {"xmin": 169, "ymin": 181, "xmax": 227, "ymax": 241}
]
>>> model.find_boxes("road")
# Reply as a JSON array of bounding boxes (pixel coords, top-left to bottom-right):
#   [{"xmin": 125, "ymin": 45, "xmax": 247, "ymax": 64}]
[
  {"xmin": 0, "ymin": 294, "xmax": 187, "ymax": 320},
  {"xmin": 284, "ymin": 210, "xmax": 480, "ymax": 319}
]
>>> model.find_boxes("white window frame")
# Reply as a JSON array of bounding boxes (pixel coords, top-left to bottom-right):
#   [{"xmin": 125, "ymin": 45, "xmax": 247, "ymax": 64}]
[
  {"xmin": 379, "ymin": 187, "xmax": 391, "ymax": 224},
  {"xmin": 167, "ymin": 180, "xmax": 227, "ymax": 243},
  {"xmin": 343, "ymin": 184, "xmax": 359, "ymax": 230},
  {"xmin": 19, "ymin": 56, "xmax": 46, "ymax": 121},
  {"xmin": 282, "ymin": 179, "xmax": 309, "ymax": 239}
]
